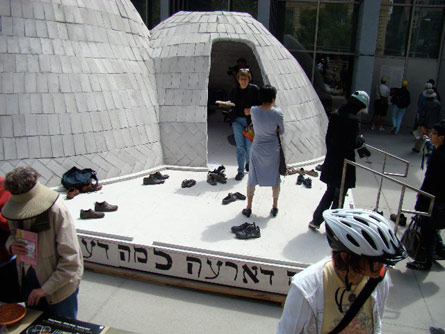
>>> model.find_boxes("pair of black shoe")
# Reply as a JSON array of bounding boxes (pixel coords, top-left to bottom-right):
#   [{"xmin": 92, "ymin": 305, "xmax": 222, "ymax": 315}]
[
  {"xmin": 296, "ymin": 174, "xmax": 312, "ymax": 188},
  {"xmin": 181, "ymin": 179, "xmax": 196, "ymax": 188},
  {"xmin": 222, "ymin": 192, "xmax": 246, "ymax": 205},
  {"xmin": 231, "ymin": 222, "xmax": 261, "ymax": 239},
  {"xmin": 143, "ymin": 171, "xmax": 169, "ymax": 185},
  {"xmin": 207, "ymin": 165, "xmax": 227, "ymax": 185},
  {"xmin": 390, "ymin": 213, "xmax": 407, "ymax": 227}
]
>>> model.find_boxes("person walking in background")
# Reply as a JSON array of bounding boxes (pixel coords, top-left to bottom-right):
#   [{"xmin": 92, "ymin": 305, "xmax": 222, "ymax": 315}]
[
  {"xmin": 428, "ymin": 78, "xmax": 440, "ymax": 102},
  {"xmin": 3, "ymin": 167, "xmax": 83, "ymax": 318},
  {"xmin": 308, "ymin": 91, "xmax": 370, "ymax": 231},
  {"xmin": 279, "ymin": 209, "xmax": 406, "ymax": 333},
  {"xmin": 371, "ymin": 76, "xmax": 390, "ymax": 131},
  {"xmin": 229, "ymin": 69, "xmax": 259, "ymax": 181},
  {"xmin": 390, "ymin": 80, "xmax": 410, "ymax": 135},
  {"xmin": 242, "ymin": 85, "xmax": 284, "ymax": 218},
  {"xmin": 414, "ymin": 82, "xmax": 432, "ymax": 130},
  {"xmin": 407, "ymin": 121, "xmax": 445, "ymax": 271},
  {"xmin": 412, "ymin": 87, "xmax": 441, "ymax": 153}
]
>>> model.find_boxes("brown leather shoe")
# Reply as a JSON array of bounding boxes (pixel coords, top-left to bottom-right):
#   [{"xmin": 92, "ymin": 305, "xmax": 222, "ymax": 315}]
[
  {"xmin": 95, "ymin": 201, "xmax": 118, "ymax": 212},
  {"xmin": 80, "ymin": 209, "xmax": 105, "ymax": 219}
]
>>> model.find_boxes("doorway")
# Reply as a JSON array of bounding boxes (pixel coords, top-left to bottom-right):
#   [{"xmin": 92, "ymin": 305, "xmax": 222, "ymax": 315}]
[{"xmin": 207, "ymin": 41, "xmax": 263, "ymax": 167}]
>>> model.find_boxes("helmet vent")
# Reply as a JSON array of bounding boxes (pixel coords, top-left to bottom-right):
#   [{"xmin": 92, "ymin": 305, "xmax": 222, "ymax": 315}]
[
  {"xmin": 339, "ymin": 219, "xmax": 351, "ymax": 227},
  {"xmin": 362, "ymin": 230, "xmax": 377, "ymax": 250},
  {"xmin": 355, "ymin": 216, "xmax": 369, "ymax": 226},
  {"xmin": 378, "ymin": 228, "xmax": 390, "ymax": 248},
  {"xmin": 346, "ymin": 234, "xmax": 360, "ymax": 247}
]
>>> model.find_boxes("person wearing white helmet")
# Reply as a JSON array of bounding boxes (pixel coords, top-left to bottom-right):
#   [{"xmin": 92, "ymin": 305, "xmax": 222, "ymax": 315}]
[
  {"xmin": 278, "ymin": 209, "xmax": 406, "ymax": 334},
  {"xmin": 309, "ymin": 91, "xmax": 370, "ymax": 231}
]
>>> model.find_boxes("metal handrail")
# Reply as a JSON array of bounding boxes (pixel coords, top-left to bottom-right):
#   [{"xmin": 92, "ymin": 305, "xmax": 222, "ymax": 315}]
[
  {"xmin": 365, "ymin": 144, "xmax": 410, "ymax": 216},
  {"xmin": 339, "ymin": 159, "xmax": 435, "ymax": 233}
]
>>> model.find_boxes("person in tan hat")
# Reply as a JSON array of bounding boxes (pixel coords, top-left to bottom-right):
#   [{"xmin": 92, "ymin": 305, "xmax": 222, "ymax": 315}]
[{"xmin": 3, "ymin": 167, "xmax": 83, "ymax": 319}]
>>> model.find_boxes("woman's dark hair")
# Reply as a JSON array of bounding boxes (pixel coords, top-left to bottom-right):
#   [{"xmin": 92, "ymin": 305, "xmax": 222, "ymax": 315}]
[
  {"xmin": 3, "ymin": 166, "xmax": 39, "ymax": 195},
  {"xmin": 344, "ymin": 95, "xmax": 366, "ymax": 114},
  {"xmin": 432, "ymin": 120, "xmax": 445, "ymax": 137},
  {"xmin": 259, "ymin": 85, "xmax": 277, "ymax": 104}
]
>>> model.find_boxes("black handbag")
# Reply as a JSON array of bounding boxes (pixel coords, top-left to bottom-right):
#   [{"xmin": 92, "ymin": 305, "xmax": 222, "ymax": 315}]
[
  {"xmin": 401, "ymin": 215, "xmax": 422, "ymax": 259},
  {"xmin": 277, "ymin": 133, "xmax": 287, "ymax": 176}
]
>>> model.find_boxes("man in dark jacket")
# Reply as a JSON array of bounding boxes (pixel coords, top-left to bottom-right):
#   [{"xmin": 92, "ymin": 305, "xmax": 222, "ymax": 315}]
[
  {"xmin": 407, "ymin": 121, "xmax": 445, "ymax": 270},
  {"xmin": 309, "ymin": 91, "xmax": 370, "ymax": 230},
  {"xmin": 412, "ymin": 88, "xmax": 441, "ymax": 153},
  {"xmin": 390, "ymin": 80, "xmax": 410, "ymax": 135}
]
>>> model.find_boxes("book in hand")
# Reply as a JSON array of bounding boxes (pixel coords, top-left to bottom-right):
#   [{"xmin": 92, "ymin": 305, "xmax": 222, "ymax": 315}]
[
  {"xmin": 22, "ymin": 313, "xmax": 105, "ymax": 334},
  {"xmin": 16, "ymin": 229, "xmax": 38, "ymax": 266}
]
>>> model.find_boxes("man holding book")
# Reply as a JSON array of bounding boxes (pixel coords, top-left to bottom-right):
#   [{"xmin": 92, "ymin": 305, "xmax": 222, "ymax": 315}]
[{"xmin": 2, "ymin": 167, "xmax": 83, "ymax": 319}]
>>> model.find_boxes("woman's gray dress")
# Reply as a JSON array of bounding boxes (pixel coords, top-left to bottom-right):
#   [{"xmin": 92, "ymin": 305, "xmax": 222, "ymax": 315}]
[{"xmin": 248, "ymin": 106, "xmax": 284, "ymax": 187}]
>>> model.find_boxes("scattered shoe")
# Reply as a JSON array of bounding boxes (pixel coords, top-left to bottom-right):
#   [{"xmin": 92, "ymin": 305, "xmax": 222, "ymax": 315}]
[
  {"xmin": 222, "ymin": 193, "xmax": 237, "ymax": 205},
  {"xmin": 245, "ymin": 163, "xmax": 249, "ymax": 172},
  {"xmin": 296, "ymin": 174, "xmax": 304, "ymax": 185},
  {"xmin": 182, "ymin": 179, "xmax": 196, "ymax": 188},
  {"xmin": 212, "ymin": 173, "xmax": 227, "ymax": 184},
  {"xmin": 406, "ymin": 261, "xmax": 431, "ymax": 271},
  {"xmin": 235, "ymin": 172, "xmax": 244, "ymax": 181},
  {"xmin": 153, "ymin": 171, "xmax": 169, "ymax": 180},
  {"xmin": 287, "ymin": 167, "xmax": 298, "ymax": 175},
  {"xmin": 95, "ymin": 201, "xmax": 118, "ymax": 212},
  {"xmin": 389, "ymin": 213, "xmax": 407, "ymax": 226},
  {"xmin": 242, "ymin": 208, "xmax": 252, "ymax": 217},
  {"xmin": 231, "ymin": 222, "xmax": 252, "ymax": 233},
  {"xmin": 271, "ymin": 207, "xmax": 278, "ymax": 217},
  {"xmin": 80, "ymin": 209, "xmax": 105, "ymax": 219},
  {"xmin": 315, "ymin": 164, "xmax": 323, "ymax": 172},
  {"xmin": 296, "ymin": 168, "xmax": 306, "ymax": 176},
  {"xmin": 235, "ymin": 223, "xmax": 261, "ymax": 239},
  {"xmin": 305, "ymin": 169, "xmax": 319, "ymax": 177},
  {"xmin": 303, "ymin": 177, "xmax": 312, "ymax": 188},
  {"xmin": 67, "ymin": 187, "xmax": 80, "ymax": 199},
  {"xmin": 308, "ymin": 221, "xmax": 320, "ymax": 230},
  {"xmin": 234, "ymin": 192, "xmax": 246, "ymax": 200},
  {"xmin": 207, "ymin": 174, "xmax": 217, "ymax": 186},
  {"xmin": 143, "ymin": 174, "xmax": 164, "ymax": 185}
]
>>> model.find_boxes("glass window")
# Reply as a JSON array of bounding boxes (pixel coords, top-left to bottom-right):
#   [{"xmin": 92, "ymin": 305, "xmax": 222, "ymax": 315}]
[
  {"xmin": 317, "ymin": 3, "xmax": 359, "ymax": 53},
  {"xmin": 315, "ymin": 53, "xmax": 354, "ymax": 97},
  {"xmin": 279, "ymin": 2, "xmax": 318, "ymax": 52},
  {"xmin": 409, "ymin": 7, "xmax": 445, "ymax": 58},
  {"xmin": 186, "ymin": 0, "xmax": 229, "ymax": 11},
  {"xmin": 376, "ymin": 5, "xmax": 412, "ymax": 56},
  {"xmin": 131, "ymin": 0, "xmax": 160, "ymax": 29},
  {"xmin": 231, "ymin": 0, "xmax": 258, "ymax": 18}
]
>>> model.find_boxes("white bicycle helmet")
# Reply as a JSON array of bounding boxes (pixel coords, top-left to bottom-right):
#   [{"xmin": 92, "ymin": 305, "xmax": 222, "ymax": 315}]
[
  {"xmin": 323, "ymin": 208, "xmax": 406, "ymax": 265},
  {"xmin": 351, "ymin": 90, "xmax": 370, "ymax": 113}
]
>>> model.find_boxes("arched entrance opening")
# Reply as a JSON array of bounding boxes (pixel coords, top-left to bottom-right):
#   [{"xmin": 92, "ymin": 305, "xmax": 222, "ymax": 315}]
[{"xmin": 207, "ymin": 41, "xmax": 264, "ymax": 166}]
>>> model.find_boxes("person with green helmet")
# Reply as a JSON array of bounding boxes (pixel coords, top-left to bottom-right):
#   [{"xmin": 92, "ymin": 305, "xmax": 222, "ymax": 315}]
[{"xmin": 309, "ymin": 91, "xmax": 370, "ymax": 230}]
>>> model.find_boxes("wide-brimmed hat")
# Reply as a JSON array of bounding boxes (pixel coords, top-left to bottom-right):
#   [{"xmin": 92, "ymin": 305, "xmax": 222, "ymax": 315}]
[
  {"xmin": 423, "ymin": 88, "xmax": 437, "ymax": 98},
  {"xmin": 1, "ymin": 182, "xmax": 59, "ymax": 220}
]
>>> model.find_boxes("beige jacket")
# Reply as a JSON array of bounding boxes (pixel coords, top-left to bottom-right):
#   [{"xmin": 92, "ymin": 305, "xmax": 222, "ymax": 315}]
[{"xmin": 6, "ymin": 199, "xmax": 83, "ymax": 304}]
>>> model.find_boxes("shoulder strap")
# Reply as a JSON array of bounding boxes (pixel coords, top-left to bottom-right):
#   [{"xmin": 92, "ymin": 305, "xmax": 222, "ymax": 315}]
[{"xmin": 328, "ymin": 268, "xmax": 386, "ymax": 334}]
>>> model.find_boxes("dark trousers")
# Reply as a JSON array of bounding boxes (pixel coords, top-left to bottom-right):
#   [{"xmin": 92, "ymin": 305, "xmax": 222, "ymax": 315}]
[{"xmin": 312, "ymin": 184, "xmax": 348, "ymax": 226}]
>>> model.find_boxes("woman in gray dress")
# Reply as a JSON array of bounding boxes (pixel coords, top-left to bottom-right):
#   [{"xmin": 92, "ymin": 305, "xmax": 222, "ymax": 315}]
[{"xmin": 242, "ymin": 85, "xmax": 284, "ymax": 218}]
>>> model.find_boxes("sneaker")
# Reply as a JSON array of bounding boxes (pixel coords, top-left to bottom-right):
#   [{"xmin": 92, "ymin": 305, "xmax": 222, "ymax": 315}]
[
  {"xmin": 235, "ymin": 172, "xmax": 244, "ymax": 181},
  {"xmin": 182, "ymin": 179, "xmax": 196, "ymax": 188},
  {"xmin": 308, "ymin": 221, "xmax": 320, "ymax": 230},
  {"xmin": 94, "ymin": 201, "xmax": 118, "ymax": 212},
  {"xmin": 143, "ymin": 174, "xmax": 164, "ymax": 185},
  {"xmin": 406, "ymin": 261, "xmax": 431, "ymax": 271},
  {"xmin": 207, "ymin": 174, "xmax": 217, "ymax": 186},
  {"xmin": 245, "ymin": 163, "xmax": 249, "ymax": 172},
  {"xmin": 235, "ymin": 223, "xmax": 261, "ymax": 239},
  {"xmin": 296, "ymin": 174, "xmax": 304, "ymax": 185},
  {"xmin": 231, "ymin": 222, "xmax": 252, "ymax": 233},
  {"xmin": 211, "ymin": 172, "xmax": 227, "ymax": 184},
  {"xmin": 242, "ymin": 208, "xmax": 252, "ymax": 217},
  {"xmin": 80, "ymin": 209, "xmax": 105, "ymax": 219},
  {"xmin": 303, "ymin": 177, "xmax": 312, "ymax": 188},
  {"xmin": 270, "ymin": 207, "xmax": 278, "ymax": 217},
  {"xmin": 153, "ymin": 171, "xmax": 169, "ymax": 180},
  {"xmin": 234, "ymin": 192, "xmax": 246, "ymax": 200}
]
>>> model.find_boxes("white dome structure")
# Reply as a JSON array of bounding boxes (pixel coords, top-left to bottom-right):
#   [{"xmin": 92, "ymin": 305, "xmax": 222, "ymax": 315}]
[{"xmin": 0, "ymin": 2, "xmax": 327, "ymax": 186}]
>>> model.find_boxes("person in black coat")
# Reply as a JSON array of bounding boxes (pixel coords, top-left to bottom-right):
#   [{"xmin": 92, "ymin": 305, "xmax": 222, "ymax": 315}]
[
  {"xmin": 407, "ymin": 120, "xmax": 445, "ymax": 270},
  {"xmin": 309, "ymin": 91, "xmax": 370, "ymax": 230}
]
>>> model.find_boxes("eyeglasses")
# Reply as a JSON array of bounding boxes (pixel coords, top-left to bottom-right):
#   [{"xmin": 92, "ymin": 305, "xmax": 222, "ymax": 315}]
[
  {"xmin": 239, "ymin": 68, "xmax": 250, "ymax": 72},
  {"xmin": 431, "ymin": 132, "xmax": 439, "ymax": 136}
]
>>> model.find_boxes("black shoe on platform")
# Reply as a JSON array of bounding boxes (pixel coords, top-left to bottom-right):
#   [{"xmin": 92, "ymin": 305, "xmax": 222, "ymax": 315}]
[{"xmin": 242, "ymin": 208, "xmax": 252, "ymax": 217}]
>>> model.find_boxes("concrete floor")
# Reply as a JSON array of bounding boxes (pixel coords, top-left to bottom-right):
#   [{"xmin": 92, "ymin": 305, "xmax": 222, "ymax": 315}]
[{"xmin": 73, "ymin": 120, "xmax": 445, "ymax": 334}]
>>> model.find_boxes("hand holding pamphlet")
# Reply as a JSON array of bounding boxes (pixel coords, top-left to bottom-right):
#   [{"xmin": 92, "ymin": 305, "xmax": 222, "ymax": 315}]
[{"xmin": 16, "ymin": 229, "xmax": 38, "ymax": 265}]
